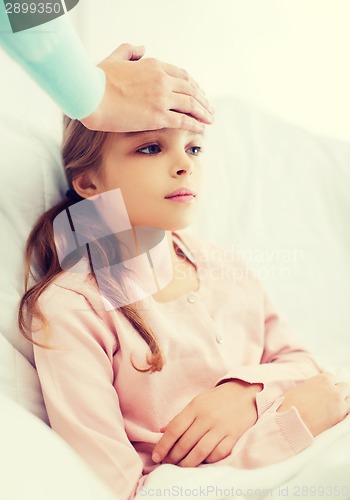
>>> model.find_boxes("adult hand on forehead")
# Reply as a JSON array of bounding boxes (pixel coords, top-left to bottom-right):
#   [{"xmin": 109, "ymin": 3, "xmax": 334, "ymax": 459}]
[{"xmin": 80, "ymin": 43, "xmax": 214, "ymax": 133}]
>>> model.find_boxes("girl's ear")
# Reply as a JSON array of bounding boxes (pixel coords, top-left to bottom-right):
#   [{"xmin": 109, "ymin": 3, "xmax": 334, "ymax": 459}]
[{"xmin": 72, "ymin": 172, "xmax": 100, "ymax": 199}]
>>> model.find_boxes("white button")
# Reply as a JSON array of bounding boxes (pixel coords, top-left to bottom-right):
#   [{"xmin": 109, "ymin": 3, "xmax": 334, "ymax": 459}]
[
  {"xmin": 216, "ymin": 335, "xmax": 224, "ymax": 344},
  {"xmin": 187, "ymin": 293, "xmax": 197, "ymax": 303}
]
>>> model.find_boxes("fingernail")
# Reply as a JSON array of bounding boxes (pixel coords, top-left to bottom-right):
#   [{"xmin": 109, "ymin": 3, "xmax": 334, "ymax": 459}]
[{"xmin": 152, "ymin": 452, "xmax": 161, "ymax": 463}]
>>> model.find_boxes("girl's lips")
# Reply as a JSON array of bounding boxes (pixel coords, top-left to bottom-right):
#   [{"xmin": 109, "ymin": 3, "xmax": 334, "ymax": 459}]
[
  {"xmin": 165, "ymin": 187, "xmax": 196, "ymax": 198},
  {"xmin": 165, "ymin": 194, "xmax": 195, "ymax": 203}
]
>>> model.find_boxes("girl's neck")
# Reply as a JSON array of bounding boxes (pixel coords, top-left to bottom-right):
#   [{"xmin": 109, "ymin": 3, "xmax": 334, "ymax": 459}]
[
  {"xmin": 166, "ymin": 230, "xmax": 178, "ymax": 264},
  {"xmin": 152, "ymin": 230, "xmax": 199, "ymax": 303}
]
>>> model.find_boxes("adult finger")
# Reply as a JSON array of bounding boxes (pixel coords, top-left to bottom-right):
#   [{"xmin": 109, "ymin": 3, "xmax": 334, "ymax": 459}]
[
  {"xmin": 161, "ymin": 62, "xmax": 199, "ymax": 88},
  {"xmin": 152, "ymin": 412, "xmax": 195, "ymax": 463},
  {"xmin": 107, "ymin": 43, "xmax": 145, "ymax": 61},
  {"xmin": 345, "ymin": 396, "xmax": 350, "ymax": 412},
  {"xmin": 162, "ymin": 63, "xmax": 215, "ymax": 112},
  {"xmin": 163, "ymin": 64, "xmax": 215, "ymax": 115},
  {"xmin": 177, "ymin": 429, "xmax": 223, "ymax": 468},
  {"xmin": 170, "ymin": 94, "xmax": 213, "ymax": 125},
  {"xmin": 341, "ymin": 396, "xmax": 350, "ymax": 420},
  {"xmin": 335, "ymin": 382, "xmax": 350, "ymax": 399},
  {"xmin": 161, "ymin": 111, "xmax": 206, "ymax": 134},
  {"xmin": 169, "ymin": 77, "xmax": 214, "ymax": 115},
  {"xmin": 321, "ymin": 372, "xmax": 335, "ymax": 383}
]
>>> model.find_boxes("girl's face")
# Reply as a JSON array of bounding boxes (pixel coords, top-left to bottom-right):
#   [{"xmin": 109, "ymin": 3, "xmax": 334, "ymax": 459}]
[{"xmin": 76, "ymin": 128, "xmax": 204, "ymax": 231}]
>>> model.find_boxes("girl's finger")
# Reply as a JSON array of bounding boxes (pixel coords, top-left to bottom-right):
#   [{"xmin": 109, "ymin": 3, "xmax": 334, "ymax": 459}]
[
  {"xmin": 152, "ymin": 412, "xmax": 195, "ymax": 463},
  {"xmin": 204, "ymin": 434, "xmax": 236, "ymax": 464},
  {"xmin": 177, "ymin": 429, "xmax": 223, "ymax": 468},
  {"xmin": 162, "ymin": 418, "xmax": 210, "ymax": 465}
]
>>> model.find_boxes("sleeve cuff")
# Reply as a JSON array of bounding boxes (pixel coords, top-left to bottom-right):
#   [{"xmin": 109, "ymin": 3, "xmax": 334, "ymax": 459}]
[
  {"xmin": 255, "ymin": 385, "xmax": 275, "ymax": 417},
  {"xmin": 214, "ymin": 373, "xmax": 263, "ymax": 390},
  {"xmin": 274, "ymin": 398, "xmax": 314, "ymax": 453},
  {"xmin": 216, "ymin": 376, "xmax": 314, "ymax": 457},
  {"xmin": 214, "ymin": 373, "xmax": 275, "ymax": 417}
]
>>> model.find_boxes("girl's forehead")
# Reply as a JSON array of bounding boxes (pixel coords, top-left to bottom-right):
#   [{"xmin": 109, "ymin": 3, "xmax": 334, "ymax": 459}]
[{"xmin": 119, "ymin": 128, "xmax": 204, "ymax": 141}]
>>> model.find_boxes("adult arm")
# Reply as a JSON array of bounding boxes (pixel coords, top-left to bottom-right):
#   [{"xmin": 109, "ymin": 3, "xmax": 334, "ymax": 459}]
[
  {"xmin": 0, "ymin": 3, "xmax": 105, "ymax": 120},
  {"xmin": 0, "ymin": 5, "xmax": 213, "ymax": 131}
]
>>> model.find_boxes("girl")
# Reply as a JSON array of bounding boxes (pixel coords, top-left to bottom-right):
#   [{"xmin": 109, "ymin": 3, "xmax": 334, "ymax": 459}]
[{"xmin": 19, "ymin": 117, "xmax": 350, "ymax": 499}]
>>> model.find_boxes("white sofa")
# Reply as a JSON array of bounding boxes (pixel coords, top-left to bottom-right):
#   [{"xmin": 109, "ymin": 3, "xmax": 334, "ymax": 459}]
[{"xmin": 1, "ymin": 47, "xmax": 350, "ymax": 499}]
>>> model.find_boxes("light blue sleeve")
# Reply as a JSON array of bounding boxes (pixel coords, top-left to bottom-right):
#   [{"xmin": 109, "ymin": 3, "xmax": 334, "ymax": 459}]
[{"xmin": 0, "ymin": 3, "xmax": 106, "ymax": 119}]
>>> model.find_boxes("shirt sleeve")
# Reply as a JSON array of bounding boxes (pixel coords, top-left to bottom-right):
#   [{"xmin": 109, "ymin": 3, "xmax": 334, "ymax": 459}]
[
  {"xmin": 217, "ymin": 396, "xmax": 314, "ymax": 469},
  {"xmin": 215, "ymin": 292, "xmax": 321, "ymax": 416},
  {"xmin": 212, "ymin": 289, "xmax": 319, "ymax": 468},
  {"xmin": 32, "ymin": 284, "xmax": 147, "ymax": 500},
  {"xmin": 0, "ymin": 3, "xmax": 105, "ymax": 119}
]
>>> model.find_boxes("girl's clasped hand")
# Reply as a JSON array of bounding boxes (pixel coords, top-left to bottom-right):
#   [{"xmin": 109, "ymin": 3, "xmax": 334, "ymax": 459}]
[
  {"xmin": 277, "ymin": 373, "xmax": 350, "ymax": 437},
  {"xmin": 153, "ymin": 373, "xmax": 350, "ymax": 467},
  {"xmin": 152, "ymin": 380, "xmax": 262, "ymax": 467}
]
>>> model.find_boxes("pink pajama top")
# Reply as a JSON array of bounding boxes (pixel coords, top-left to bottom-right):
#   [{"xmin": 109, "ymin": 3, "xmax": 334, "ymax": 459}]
[{"xmin": 32, "ymin": 230, "xmax": 320, "ymax": 499}]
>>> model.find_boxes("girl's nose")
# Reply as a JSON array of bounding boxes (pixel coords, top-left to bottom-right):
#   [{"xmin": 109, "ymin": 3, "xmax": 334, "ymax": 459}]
[
  {"xmin": 176, "ymin": 167, "xmax": 192, "ymax": 176},
  {"xmin": 172, "ymin": 154, "xmax": 193, "ymax": 177}
]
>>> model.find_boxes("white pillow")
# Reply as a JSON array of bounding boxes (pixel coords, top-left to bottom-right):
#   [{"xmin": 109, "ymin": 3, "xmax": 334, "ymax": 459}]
[
  {"xmin": 0, "ymin": 48, "xmax": 66, "ymax": 417},
  {"xmin": 0, "ymin": 391, "xmax": 115, "ymax": 500},
  {"xmin": 191, "ymin": 96, "xmax": 350, "ymax": 369}
]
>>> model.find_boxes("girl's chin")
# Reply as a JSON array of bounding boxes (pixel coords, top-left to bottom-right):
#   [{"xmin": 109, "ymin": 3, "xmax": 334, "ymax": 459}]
[
  {"xmin": 162, "ymin": 221, "xmax": 193, "ymax": 232},
  {"xmin": 132, "ymin": 219, "xmax": 194, "ymax": 232}
]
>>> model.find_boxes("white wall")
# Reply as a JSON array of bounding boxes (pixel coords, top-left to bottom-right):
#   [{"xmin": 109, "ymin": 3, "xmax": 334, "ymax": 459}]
[{"xmin": 70, "ymin": 0, "xmax": 350, "ymax": 142}]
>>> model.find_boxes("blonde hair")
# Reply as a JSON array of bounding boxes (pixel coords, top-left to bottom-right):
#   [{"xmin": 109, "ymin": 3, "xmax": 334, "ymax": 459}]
[{"xmin": 18, "ymin": 116, "xmax": 164, "ymax": 373}]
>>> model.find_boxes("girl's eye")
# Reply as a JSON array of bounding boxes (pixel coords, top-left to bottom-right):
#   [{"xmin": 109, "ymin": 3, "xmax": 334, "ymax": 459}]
[
  {"xmin": 186, "ymin": 146, "xmax": 202, "ymax": 156},
  {"xmin": 137, "ymin": 144, "xmax": 161, "ymax": 155}
]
